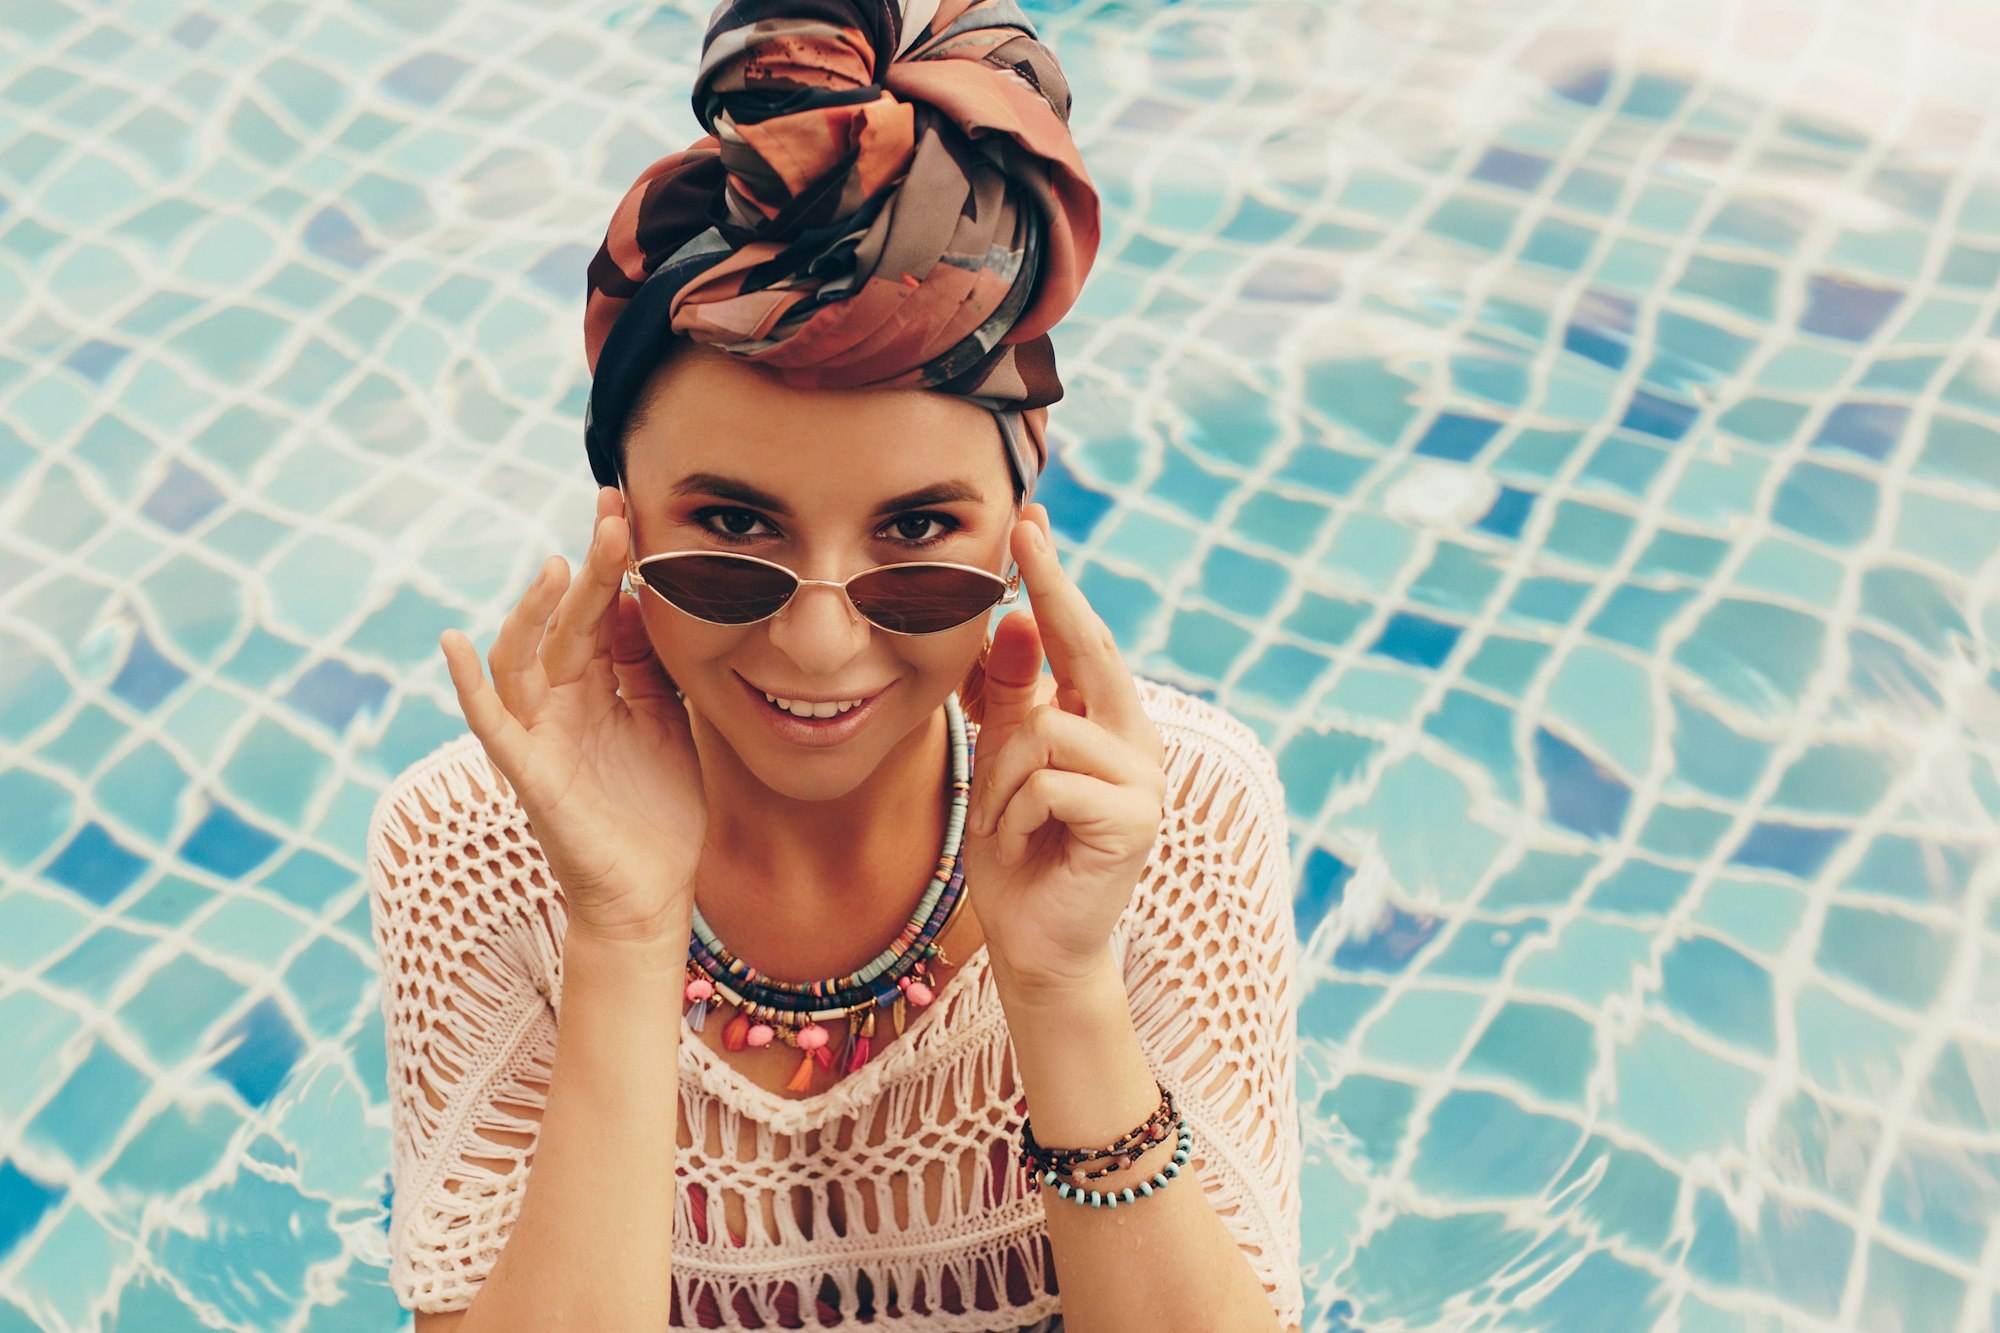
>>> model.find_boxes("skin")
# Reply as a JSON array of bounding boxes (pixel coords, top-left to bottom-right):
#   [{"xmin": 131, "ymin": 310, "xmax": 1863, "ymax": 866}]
[
  {"xmin": 617, "ymin": 342, "xmax": 1045, "ymax": 980},
  {"xmin": 435, "ymin": 341, "xmax": 1293, "ymax": 1331}
]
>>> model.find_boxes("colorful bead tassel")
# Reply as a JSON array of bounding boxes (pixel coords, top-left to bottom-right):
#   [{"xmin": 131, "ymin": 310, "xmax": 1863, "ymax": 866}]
[
  {"xmin": 722, "ymin": 1011, "xmax": 751, "ymax": 1051},
  {"xmin": 786, "ymin": 1051, "xmax": 816, "ymax": 1093}
]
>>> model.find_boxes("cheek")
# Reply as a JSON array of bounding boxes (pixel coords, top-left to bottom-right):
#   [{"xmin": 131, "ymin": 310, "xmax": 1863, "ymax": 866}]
[{"xmin": 636, "ymin": 596, "xmax": 737, "ymax": 671}]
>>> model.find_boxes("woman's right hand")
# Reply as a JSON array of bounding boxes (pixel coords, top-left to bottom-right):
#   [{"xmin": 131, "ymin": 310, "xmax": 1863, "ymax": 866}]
[{"xmin": 438, "ymin": 485, "xmax": 706, "ymax": 944}]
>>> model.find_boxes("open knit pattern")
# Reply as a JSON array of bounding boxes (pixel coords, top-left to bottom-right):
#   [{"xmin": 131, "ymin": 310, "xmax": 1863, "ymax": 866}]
[{"xmin": 366, "ymin": 677, "xmax": 1304, "ymax": 1329}]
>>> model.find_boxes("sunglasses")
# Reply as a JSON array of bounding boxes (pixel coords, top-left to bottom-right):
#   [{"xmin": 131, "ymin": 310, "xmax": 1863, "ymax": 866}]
[{"xmin": 626, "ymin": 550, "xmax": 1020, "ymax": 635}]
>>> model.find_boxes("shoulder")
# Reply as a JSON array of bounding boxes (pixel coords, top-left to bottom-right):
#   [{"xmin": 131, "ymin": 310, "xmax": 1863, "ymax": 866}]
[
  {"xmin": 1132, "ymin": 676, "xmax": 1287, "ymax": 828},
  {"xmin": 366, "ymin": 733, "xmax": 559, "ymax": 982},
  {"xmin": 367, "ymin": 732, "xmax": 510, "ymax": 877}
]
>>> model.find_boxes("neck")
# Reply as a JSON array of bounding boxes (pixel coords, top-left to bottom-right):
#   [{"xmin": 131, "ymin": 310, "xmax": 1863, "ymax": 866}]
[{"xmin": 690, "ymin": 701, "xmax": 954, "ymax": 972}]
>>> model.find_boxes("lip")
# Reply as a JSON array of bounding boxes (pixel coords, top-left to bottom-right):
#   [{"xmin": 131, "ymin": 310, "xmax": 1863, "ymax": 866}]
[{"xmin": 736, "ymin": 673, "xmax": 893, "ymax": 748}]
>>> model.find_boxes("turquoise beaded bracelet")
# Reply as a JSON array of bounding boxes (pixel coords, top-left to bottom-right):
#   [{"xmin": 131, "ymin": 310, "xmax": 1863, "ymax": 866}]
[{"xmin": 1041, "ymin": 1122, "xmax": 1194, "ymax": 1209}]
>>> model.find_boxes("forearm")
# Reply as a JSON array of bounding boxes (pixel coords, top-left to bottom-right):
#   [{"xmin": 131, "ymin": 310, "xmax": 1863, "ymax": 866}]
[
  {"xmin": 993, "ymin": 951, "xmax": 1281, "ymax": 1333},
  {"xmin": 460, "ymin": 910, "xmax": 692, "ymax": 1331}
]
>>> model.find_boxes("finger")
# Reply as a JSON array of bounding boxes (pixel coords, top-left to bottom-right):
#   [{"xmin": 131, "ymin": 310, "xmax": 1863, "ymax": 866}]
[
  {"xmin": 441, "ymin": 628, "xmax": 539, "ymax": 800},
  {"xmin": 541, "ymin": 512, "xmax": 628, "ymax": 687},
  {"xmin": 973, "ymin": 603, "xmax": 1044, "ymax": 752},
  {"xmin": 991, "ymin": 768, "xmax": 1156, "ymax": 868},
  {"xmin": 608, "ymin": 585, "xmax": 685, "ymax": 714},
  {"xmin": 1011, "ymin": 505, "xmax": 1147, "ymax": 740},
  {"xmin": 488, "ymin": 557, "xmax": 564, "ymax": 719},
  {"xmin": 969, "ymin": 703, "xmax": 1159, "ymax": 837}
]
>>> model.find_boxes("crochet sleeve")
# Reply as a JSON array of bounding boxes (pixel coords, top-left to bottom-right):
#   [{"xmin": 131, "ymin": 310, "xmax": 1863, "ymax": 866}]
[
  {"xmin": 366, "ymin": 739, "xmax": 563, "ymax": 1315},
  {"xmin": 1122, "ymin": 685, "xmax": 1306, "ymax": 1331}
]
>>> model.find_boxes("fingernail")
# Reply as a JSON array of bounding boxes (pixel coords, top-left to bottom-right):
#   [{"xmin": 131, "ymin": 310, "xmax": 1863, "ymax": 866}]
[{"xmin": 1025, "ymin": 524, "xmax": 1045, "ymax": 555}]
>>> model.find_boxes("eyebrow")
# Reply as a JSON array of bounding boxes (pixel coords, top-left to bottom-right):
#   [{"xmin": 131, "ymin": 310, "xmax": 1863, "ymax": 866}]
[{"xmin": 669, "ymin": 473, "xmax": 987, "ymax": 517}]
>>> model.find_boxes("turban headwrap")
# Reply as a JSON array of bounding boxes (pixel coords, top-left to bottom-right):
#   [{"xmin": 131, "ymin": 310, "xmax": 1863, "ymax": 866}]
[{"xmin": 582, "ymin": 0, "xmax": 1101, "ymax": 501}]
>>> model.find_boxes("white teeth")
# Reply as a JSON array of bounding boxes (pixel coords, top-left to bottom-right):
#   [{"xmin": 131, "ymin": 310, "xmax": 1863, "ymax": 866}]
[{"xmin": 762, "ymin": 691, "xmax": 864, "ymax": 719}]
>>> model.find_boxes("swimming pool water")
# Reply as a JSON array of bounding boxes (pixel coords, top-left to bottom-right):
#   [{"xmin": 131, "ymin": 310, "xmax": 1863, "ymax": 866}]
[{"xmin": 3, "ymin": 0, "xmax": 1998, "ymax": 1328}]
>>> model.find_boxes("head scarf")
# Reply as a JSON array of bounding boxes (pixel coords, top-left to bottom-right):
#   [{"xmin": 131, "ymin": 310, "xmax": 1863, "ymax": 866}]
[{"xmin": 582, "ymin": 0, "xmax": 1100, "ymax": 501}]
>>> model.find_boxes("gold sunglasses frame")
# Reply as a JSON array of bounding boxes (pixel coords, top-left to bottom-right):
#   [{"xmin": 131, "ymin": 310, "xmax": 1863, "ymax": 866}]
[{"xmin": 625, "ymin": 549, "xmax": 1022, "ymax": 636}]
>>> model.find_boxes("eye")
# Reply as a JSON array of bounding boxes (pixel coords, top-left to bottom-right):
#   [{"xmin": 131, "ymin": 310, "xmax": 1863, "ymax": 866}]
[
  {"xmin": 692, "ymin": 507, "xmax": 775, "ymax": 542},
  {"xmin": 882, "ymin": 512, "xmax": 959, "ymax": 548}
]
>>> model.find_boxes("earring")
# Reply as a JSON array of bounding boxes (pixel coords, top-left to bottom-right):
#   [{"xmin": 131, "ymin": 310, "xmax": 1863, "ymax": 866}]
[{"xmin": 958, "ymin": 633, "xmax": 994, "ymax": 726}]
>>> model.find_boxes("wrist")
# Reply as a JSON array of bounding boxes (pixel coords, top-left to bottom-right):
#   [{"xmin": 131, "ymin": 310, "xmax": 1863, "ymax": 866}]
[
  {"xmin": 989, "ymin": 945, "xmax": 1120, "ymax": 1013},
  {"xmin": 566, "ymin": 898, "xmax": 694, "ymax": 953}
]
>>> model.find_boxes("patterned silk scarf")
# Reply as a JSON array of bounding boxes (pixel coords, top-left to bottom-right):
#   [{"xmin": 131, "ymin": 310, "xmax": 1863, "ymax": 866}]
[{"xmin": 582, "ymin": 0, "xmax": 1101, "ymax": 494}]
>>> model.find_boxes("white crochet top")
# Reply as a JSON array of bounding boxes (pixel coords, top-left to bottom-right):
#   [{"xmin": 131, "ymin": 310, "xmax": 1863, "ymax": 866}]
[{"xmin": 367, "ymin": 677, "xmax": 1305, "ymax": 1330}]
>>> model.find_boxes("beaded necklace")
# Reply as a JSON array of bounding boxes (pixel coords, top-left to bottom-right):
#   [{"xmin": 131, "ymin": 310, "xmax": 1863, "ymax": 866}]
[{"xmin": 681, "ymin": 692, "xmax": 976, "ymax": 1095}]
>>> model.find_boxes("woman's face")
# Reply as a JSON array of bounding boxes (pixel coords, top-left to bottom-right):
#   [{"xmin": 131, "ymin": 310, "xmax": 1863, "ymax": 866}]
[{"xmin": 621, "ymin": 343, "xmax": 1019, "ymax": 802}]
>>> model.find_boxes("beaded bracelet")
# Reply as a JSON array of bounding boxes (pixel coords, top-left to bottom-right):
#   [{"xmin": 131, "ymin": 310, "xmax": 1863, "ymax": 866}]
[
  {"xmin": 1036, "ymin": 1121, "xmax": 1195, "ymax": 1210},
  {"xmin": 1020, "ymin": 1083, "xmax": 1180, "ymax": 1182},
  {"xmin": 1019, "ymin": 1080, "xmax": 1194, "ymax": 1208}
]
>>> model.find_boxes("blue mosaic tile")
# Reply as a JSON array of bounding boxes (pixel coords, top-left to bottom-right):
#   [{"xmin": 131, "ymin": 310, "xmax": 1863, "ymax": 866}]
[
  {"xmin": 1533, "ymin": 727, "xmax": 1630, "ymax": 839},
  {"xmin": 1687, "ymin": 1191, "xmax": 1851, "ymax": 1319},
  {"xmin": 1659, "ymin": 934, "xmax": 1777, "ymax": 1055},
  {"xmin": 43, "ymin": 823, "xmax": 148, "ymax": 907},
  {"xmin": 7, "ymin": 2, "xmax": 2000, "ymax": 1328},
  {"xmin": 1462, "ymin": 1000, "xmax": 1592, "ymax": 1104},
  {"xmin": 1814, "ymin": 904, "xmax": 1953, "ymax": 1011},
  {"xmin": 1368, "ymin": 610, "xmax": 1461, "ymax": 669}
]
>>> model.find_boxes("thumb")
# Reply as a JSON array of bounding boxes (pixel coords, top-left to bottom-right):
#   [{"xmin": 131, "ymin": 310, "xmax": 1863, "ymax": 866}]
[{"xmin": 973, "ymin": 608, "xmax": 1044, "ymax": 754}]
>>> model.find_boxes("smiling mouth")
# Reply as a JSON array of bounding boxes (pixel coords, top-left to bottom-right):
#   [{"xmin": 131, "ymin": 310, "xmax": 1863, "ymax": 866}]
[{"xmin": 758, "ymin": 689, "xmax": 872, "ymax": 719}]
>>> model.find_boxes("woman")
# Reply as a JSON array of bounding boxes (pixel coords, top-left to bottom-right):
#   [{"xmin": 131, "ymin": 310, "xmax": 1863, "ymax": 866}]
[{"xmin": 367, "ymin": 2, "xmax": 1303, "ymax": 1328}]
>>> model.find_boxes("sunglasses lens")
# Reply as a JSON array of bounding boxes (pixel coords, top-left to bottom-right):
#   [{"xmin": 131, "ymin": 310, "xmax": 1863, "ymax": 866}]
[
  {"xmin": 638, "ymin": 554, "xmax": 795, "ymax": 624},
  {"xmin": 847, "ymin": 565, "xmax": 1006, "ymax": 634}
]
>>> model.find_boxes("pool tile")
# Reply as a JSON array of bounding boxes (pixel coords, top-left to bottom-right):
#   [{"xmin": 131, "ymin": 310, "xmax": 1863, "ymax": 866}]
[
  {"xmin": 1815, "ymin": 904, "xmax": 1954, "ymax": 1011},
  {"xmin": 1356, "ymin": 987, "xmax": 1490, "ymax": 1073},
  {"xmin": 1462, "ymin": 633, "xmax": 1550, "ymax": 697},
  {"xmin": 1514, "ymin": 919, "xmax": 1654, "ymax": 1008},
  {"xmin": 1411, "ymin": 1091, "xmax": 1583, "ymax": 1198},
  {"xmin": 1609, "ymin": 1020, "xmax": 1764, "ymax": 1158},
  {"xmin": 1771, "ymin": 460, "xmax": 1880, "ymax": 547},
  {"xmin": 1794, "ymin": 982, "xmax": 1916, "ymax": 1101},
  {"xmin": 1659, "ymin": 933, "xmax": 1776, "ymax": 1055},
  {"xmin": 1482, "ymin": 849, "xmax": 1594, "ymax": 911},
  {"xmin": 1421, "ymin": 689, "xmax": 1520, "ymax": 801},
  {"xmin": 1316, "ymin": 1074, "xmax": 1417, "ymax": 1168},
  {"xmin": 1856, "ymin": 1240, "xmax": 1969, "ymax": 1331},
  {"xmin": 1687, "ymin": 1191, "xmax": 1852, "ymax": 1319},
  {"xmin": 1462, "ymin": 1000, "xmax": 1593, "ymax": 1105}
]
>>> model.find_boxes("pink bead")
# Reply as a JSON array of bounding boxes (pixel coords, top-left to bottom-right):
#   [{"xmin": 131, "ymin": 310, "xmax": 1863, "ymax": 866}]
[
  {"xmin": 797, "ymin": 1023, "xmax": 829, "ymax": 1050},
  {"xmin": 746, "ymin": 1023, "xmax": 775, "ymax": 1047},
  {"xmin": 684, "ymin": 978, "xmax": 714, "ymax": 1002},
  {"xmin": 904, "ymin": 981, "xmax": 934, "ymax": 1007}
]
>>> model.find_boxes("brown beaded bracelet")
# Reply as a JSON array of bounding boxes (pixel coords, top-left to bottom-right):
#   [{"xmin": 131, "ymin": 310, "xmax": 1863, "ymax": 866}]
[{"xmin": 1019, "ymin": 1081, "xmax": 1179, "ymax": 1182}]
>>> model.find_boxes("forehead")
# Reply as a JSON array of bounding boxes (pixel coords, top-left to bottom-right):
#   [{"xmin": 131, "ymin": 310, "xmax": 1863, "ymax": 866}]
[{"xmin": 623, "ymin": 346, "xmax": 1008, "ymax": 497}]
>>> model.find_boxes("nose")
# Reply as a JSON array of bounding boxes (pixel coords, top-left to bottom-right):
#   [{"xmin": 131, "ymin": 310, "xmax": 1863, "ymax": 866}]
[{"xmin": 764, "ymin": 574, "xmax": 872, "ymax": 674}]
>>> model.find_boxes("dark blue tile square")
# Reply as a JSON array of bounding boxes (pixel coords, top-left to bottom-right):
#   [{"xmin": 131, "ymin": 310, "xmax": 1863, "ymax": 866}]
[
  {"xmin": 1369, "ymin": 611, "xmax": 1462, "ymax": 669},
  {"xmin": 46, "ymin": 823, "xmax": 149, "ymax": 906},
  {"xmin": 1813, "ymin": 402, "xmax": 1908, "ymax": 462},
  {"xmin": 1414, "ymin": 413, "xmax": 1504, "ymax": 462},
  {"xmin": 1472, "ymin": 146, "xmax": 1552, "ymax": 191},
  {"xmin": 1476, "ymin": 486, "xmax": 1536, "ymax": 539},
  {"xmin": 1730, "ymin": 821, "xmax": 1848, "ymax": 879},
  {"xmin": 109, "ymin": 629, "xmax": 188, "ymax": 711},
  {"xmin": 1037, "ymin": 450, "xmax": 1117, "ymax": 541},
  {"xmin": 1800, "ymin": 275, "xmax": 1901, "ymax": 341},
  {"xmin": 1620, "ymin": 389, "xmax": 1699, "ymax": 441},
  {"xmin": 139, "ymin": 461, "xmax": 226, "ymax": 532},
  {"xmin": 283, "ymin": 658, "xmax": 392, "ymax": 734},
  {"xmin": 1534, "ymin": 727, "xmax": 1631, "ymax": 838},
  {"xmin": 178, "ymin": 799, "xmax": 282, "ymax": 878},
  {"xmin": 206, "ymin": 997, "xmax": 304, "ymax": 1109}
]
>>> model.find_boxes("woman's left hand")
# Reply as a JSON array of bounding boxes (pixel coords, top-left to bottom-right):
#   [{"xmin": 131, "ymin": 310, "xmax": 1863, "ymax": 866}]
[{"xmin": 962, "ymin": 503, "xmax": 1167, "ymax": 995}]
